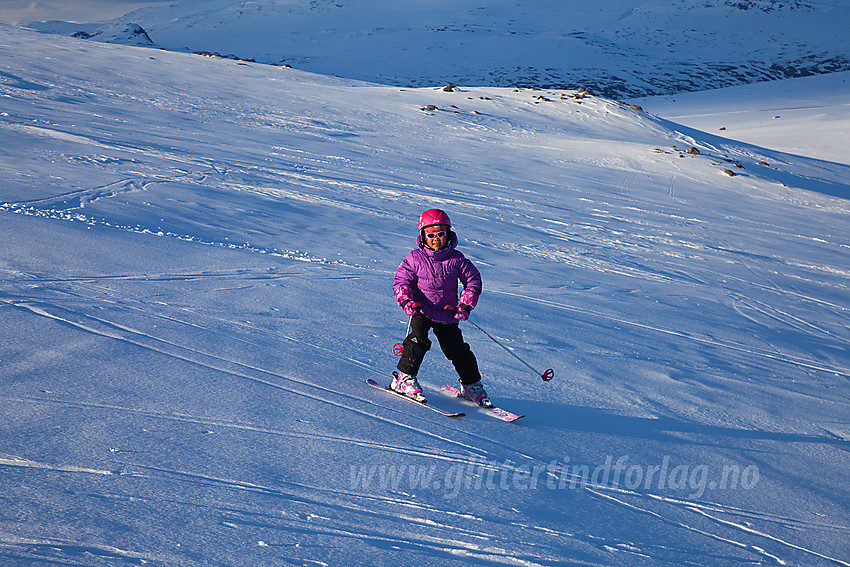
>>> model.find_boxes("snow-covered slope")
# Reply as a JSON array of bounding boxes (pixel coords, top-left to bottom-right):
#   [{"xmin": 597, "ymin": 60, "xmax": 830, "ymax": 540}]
[
  {"xmin": 1, "ymin": 22, "xmax": 849, "ymax": 566},
  {"xmin": 71, "ymin": 22, "xmax": 157, "ymax": 48},
  {"xmin": 28, "ymin": 0, "xmax": 850, "ymax": 97},
  {"xmin": 635, "ymin": 70, "xmax": 850, "ymax": 165}
]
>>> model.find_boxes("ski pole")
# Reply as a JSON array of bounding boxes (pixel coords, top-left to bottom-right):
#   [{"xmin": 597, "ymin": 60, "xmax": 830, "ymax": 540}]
[
  {"xmin": 468, "ymin": 321, "xmax": 555, "ymax": 382},
  {"xmin": 392, "ymin": 316, "xmax": 412, "ymax": 356}
]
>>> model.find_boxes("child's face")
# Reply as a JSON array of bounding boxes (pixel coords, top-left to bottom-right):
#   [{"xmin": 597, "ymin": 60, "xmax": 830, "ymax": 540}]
[{"xmin": 423, "ymin": 225, "xmax": 449, "ymax": 250}]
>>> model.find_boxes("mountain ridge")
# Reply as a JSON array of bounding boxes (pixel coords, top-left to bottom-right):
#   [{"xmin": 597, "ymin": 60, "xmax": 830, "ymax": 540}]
[{"xmin": 25, "ymin": 0, "xmax": 850, "ymax": 98}]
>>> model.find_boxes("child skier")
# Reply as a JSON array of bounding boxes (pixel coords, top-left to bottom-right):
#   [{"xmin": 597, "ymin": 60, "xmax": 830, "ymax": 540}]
[{"xmin": 391, "ymin": 208, "xmax": 489, "ymax": 405}]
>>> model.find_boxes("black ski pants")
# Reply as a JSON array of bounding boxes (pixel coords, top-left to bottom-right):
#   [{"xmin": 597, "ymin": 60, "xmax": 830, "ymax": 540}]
[{"xmin": 396, "ymin": 315, "xmax": 482, "ymax": 385}]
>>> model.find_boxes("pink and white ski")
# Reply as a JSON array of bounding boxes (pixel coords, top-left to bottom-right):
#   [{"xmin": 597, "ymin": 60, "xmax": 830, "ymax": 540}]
[
  {"xmin": 441, "ymin": 384, "xmax": 524, "ymax": 422},
  {"xmin": 366, "ymin": 379, "xmax": 465, "ymax": 418}
]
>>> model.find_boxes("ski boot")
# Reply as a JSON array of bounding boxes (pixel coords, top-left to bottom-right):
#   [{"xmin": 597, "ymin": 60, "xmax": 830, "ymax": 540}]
[
  {"xmin": 391, "ymin": 371, "xmax": 425, "ymax": 402},
  {"xmin": 460, "ymin": 380, "xmax": 491, "ymax": 407}
]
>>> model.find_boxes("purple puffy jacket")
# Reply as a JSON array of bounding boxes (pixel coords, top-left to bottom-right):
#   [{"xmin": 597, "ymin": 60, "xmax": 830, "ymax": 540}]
[{"xmin": 394, "ymin": 231, "xmax": 482, "ymax": 324}]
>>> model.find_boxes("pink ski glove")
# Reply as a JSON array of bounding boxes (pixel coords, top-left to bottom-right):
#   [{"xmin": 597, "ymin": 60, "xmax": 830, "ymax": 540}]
[
  {"xmin": 454, "ymin": 305, "xmax": 470, "ymax": 321},
  {"xmin": 402, "ymin": 300, "xmax": 422, "ymax": 317},
  {"xmin": 453, "ymin": 288, "xmax": 478, "ymax": 320},
  {"xmin": 459, "ymin": 288, "xmax": 479, "ymax": 310}
]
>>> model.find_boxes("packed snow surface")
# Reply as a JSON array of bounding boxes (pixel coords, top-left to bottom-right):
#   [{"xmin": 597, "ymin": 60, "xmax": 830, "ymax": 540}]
[{"xmin": 1, "ymin": 22, "xmax": 849, "ymax": 566}]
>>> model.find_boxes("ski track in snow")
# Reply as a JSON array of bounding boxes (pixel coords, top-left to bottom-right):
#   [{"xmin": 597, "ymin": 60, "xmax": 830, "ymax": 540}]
[
  {"xmin": 491, "ymin": 287, "xmax": 850, "ymax": 380},
  {"xmin": 587, "ymin": 488, "xmax": 850, "ymax": 567},
  {"xmin": 3, "ymin": 275, "xmax": 848, "ymax": 565},
  {"xmin": 0, "ymin": 295, "xmax": 489, "ymax": 455}
]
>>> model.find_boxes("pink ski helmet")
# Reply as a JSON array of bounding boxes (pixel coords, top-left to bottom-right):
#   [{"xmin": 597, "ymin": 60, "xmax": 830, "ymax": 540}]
[{"xmin": 418, "ymin": 208, "xmax": 451, "ymax": 231}]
